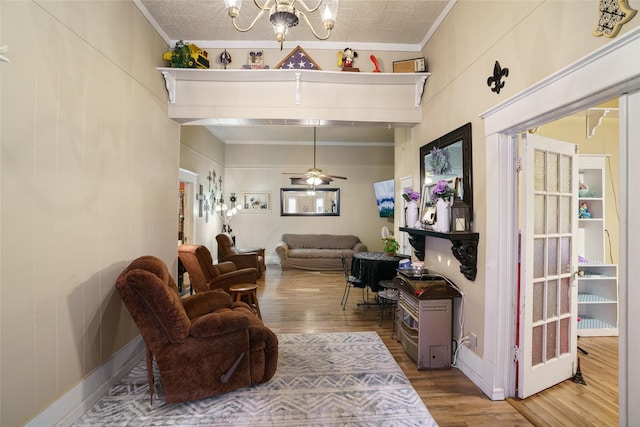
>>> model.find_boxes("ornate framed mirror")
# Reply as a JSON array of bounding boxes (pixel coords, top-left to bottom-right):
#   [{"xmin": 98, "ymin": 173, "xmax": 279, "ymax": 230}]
[
  {"xmin": 280, "ymin": 188, "xmax": 340, "ymax": 216},
  {"xmin": 419, "ymin": 122, "xmax": 473, "ymax": 216}
]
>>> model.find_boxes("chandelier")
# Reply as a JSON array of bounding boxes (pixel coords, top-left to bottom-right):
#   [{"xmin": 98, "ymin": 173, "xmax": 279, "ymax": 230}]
[{"xmin": 223, "ymin": 0, "xmax": 339, "ymax": 49}]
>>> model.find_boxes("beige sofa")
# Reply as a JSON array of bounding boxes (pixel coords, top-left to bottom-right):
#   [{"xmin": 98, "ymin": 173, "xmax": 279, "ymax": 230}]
[{"xmin": 275, "ymin": 234, "xmax": 368, "ymax": 271}]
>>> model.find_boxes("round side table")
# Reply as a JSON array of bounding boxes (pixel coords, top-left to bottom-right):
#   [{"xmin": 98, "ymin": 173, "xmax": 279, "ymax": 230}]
[{"xmin": 229, "ymin": 283, "xmax": 262, "ymax": 319}]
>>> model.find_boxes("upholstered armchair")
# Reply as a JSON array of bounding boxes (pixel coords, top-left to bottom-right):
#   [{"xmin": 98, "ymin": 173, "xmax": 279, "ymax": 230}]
[
  {"xmin": 178, "ymin": 244, "xmax": 258, "ymax": 293},
  {"xmin": 115, "ymin": 255, "xmax": 278, "ymax": 403},
  {"xmin": 216, "ymin": 233, "xmax": 265, "ymax": 277}
]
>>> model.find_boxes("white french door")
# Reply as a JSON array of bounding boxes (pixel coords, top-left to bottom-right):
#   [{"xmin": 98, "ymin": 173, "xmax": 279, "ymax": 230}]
[{"xmin": 518, "ymin": 133, "xmax": 579, "ymax": 398}]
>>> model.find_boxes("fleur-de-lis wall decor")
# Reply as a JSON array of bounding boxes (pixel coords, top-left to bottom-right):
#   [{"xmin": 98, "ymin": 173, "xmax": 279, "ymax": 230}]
[
  {"xmin": 593, "ymin": 0, "xmax": 637, "ymax": 38},
  {"xmin": 487, "ymin": 61, "xmax": 509, "ymax": 94}
]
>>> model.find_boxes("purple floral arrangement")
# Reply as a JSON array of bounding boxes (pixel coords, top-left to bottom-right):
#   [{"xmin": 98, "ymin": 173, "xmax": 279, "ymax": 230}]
[
  {"xmin": 431, "ymin": 180, "xmax": 454, "ymax": 200},
  {"xmin": 402, "ymin": 188, "xmax": 421, "ymax": 202}
]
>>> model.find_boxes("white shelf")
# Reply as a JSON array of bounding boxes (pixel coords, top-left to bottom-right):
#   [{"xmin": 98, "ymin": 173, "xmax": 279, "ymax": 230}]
[
  {"xmin": 158, "ymin": 67, "xmax": 431, "ymax": 123},
  {"xmin": 577, "ymin": 155, "xmax": 618, "ymax": 337}
]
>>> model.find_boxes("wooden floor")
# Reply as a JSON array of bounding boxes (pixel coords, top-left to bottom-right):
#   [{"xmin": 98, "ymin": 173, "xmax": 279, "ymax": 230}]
[{"xmin": 247, "ymin": 266, "xmax": 618, "ymax": 426}]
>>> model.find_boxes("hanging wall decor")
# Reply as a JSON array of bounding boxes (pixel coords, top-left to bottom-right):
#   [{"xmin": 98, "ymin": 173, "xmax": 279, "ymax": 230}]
[
  {"xmin": 593, "ymin": 0, "xmax": 637, "ymax": 38},
  {"xmin": 487, "ymin": 61, "xmax": 509, "ymax": 94}
]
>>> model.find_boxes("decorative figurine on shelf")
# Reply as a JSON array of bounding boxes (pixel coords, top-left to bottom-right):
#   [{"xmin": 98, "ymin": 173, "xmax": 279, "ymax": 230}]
[
  {"xmin": 370, "ymin": 55, "xmax": 381, "ymax": 72},
  {"xmin": 243, "ymin": 50, "xmax": 269, "ymax": 69},
  {"xmin": 219, "ymin": 49, "xmax": 232, "ymax": 69},
  {"xmin": 337, "ymin": 47, "xmax": 359, "ymax": 71},
  {"xmin": 579, "ymin": 201, "xmax": 591, "ymax": 218}
]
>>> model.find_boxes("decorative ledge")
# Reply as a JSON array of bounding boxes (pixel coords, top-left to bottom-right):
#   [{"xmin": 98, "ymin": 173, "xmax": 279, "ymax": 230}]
[
  {"xmin": 157, "ymin": 68, "xmax": 429, "ymax": 126},
  {"xmin": 400, "ymin": 227, "xmax": 479, "ymax": 281}
]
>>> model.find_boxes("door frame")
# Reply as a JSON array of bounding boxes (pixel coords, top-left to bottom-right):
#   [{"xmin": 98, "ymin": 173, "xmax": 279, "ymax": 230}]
[
  {"xmin": 480, "ymin": 26, "xmax": 640, "ymax": 422},
  {"xmin": 179, "ymin": 168, "xmax": 198, "ymax": 245}
]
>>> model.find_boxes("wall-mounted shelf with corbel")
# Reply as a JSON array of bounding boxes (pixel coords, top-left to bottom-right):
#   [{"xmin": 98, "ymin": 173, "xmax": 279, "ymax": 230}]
[
  {"xmin": 158, "ymin": 68, "xmax": 429, "ymax": 126},
  {"xmin": 400, "ymin": 227, "xmax": 479, "ymax": 281}
]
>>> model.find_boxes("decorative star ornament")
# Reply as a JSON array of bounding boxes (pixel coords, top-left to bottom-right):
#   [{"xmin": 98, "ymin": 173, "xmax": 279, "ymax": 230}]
[{"xmin": 593, "ymin": 0, "xmax": 637, "ymax": 38}]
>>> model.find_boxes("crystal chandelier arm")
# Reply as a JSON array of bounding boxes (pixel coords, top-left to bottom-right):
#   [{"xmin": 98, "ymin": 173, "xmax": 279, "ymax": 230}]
[{"xmin": 298, "ymin": 11, "xmax": 332, "ymax": 40}]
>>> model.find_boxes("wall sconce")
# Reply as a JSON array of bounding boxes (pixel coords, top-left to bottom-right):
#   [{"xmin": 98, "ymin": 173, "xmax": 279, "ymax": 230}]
[{"xmin": 451, "ymin": 198, "xmax": 471, "ymax": 232}]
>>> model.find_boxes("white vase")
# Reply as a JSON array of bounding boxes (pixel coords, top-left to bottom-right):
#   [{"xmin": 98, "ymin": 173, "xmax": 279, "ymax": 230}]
[
  {"xmin": 406, "ymin": 201, "xmax": 419, "ymax": 228},
  {"xmin": 435, "ymin": 198, "xmax": 451, "ymax": 232}
]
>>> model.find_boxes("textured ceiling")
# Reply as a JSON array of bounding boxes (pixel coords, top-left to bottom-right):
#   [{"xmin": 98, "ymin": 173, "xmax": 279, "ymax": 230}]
[{"xmin": 136, "ymin": 0, "xmax": 454, "ymax": 145}]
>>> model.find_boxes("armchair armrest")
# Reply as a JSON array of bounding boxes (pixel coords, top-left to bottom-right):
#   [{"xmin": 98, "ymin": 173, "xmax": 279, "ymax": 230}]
[
  {"xmin": 211, "ymin": 268, "xmax": 258, "ymax": 290},
  {"xmin": 215, "ymin": 261, "xmax": 238, "ymax": 275},
  {"xmin": 190, "ymin": 311, "xmax": 249, "ymax": 338},
  {"xmin": 223, "ymin": 253, "xmax": 259, "ymax": 271},
  {"xmin": 182, "ymin": 289, "xmax": 232, "ymax": 320}
]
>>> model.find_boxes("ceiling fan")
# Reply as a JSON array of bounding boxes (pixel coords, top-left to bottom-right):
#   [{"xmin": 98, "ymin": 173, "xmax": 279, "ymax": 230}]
[{"xmin": 283, "ymin": 127, "xmax": 348, "ymax": 185}]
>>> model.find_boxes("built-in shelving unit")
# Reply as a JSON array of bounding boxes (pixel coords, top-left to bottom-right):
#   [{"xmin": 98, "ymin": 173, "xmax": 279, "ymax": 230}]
[
  {"xmin": 577, "ymin": 154, "xmax": 618, "ymax": 336},
  {"xmin": 399, "ymin": 227, "xmax": 479, "ymax": 281}
]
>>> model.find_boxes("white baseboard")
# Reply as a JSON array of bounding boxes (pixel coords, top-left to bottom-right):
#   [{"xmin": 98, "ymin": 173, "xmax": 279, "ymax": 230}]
[
  {"xmin": 454, "ymin": 346, "xmax": 506, "ymax": 401},
  {"xmin": 25, "ymin": 336, "xmax": 145, "ymax": 427}
]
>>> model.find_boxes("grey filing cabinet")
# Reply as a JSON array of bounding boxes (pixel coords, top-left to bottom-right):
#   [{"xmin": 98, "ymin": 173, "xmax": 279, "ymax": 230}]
[{"xmin": 393, "ymin": 272, "xmax": 461, "ymax": 370}]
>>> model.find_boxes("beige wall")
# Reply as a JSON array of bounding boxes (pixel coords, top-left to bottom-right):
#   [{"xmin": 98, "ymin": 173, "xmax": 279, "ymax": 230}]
[
  {"xmin": 394, "ymin": 0, "xmax": 638, "ymax": 360},
  {"xmin": 0, "ymin": 1, "xmax": 178, "ymax": 425},
  {"xmin": 179, "ymin": 126, "xmax": 227, "ymax": 255},
  {"xmin": 224, "ymin": 142, "xmax": 395, "ymax": 255}
]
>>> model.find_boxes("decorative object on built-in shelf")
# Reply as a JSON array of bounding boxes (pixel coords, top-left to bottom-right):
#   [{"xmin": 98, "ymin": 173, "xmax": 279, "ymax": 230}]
[
  {"xmin": 243, "ymin": 50, "xmax": 269, "ymax": 69},
  {"xmin": 593, "ymin": 0, "xmax": 637, "ymax": 38},
  {"xmin": 276, "ymin": 45, "xmax": 321, "ymax": 70},
  {"xmin": 392, "ymin": 57, "xmax": 426, "ymax": 73},
  {"xmin": 487, "ymin": 60, "xmax": 509, "ymax": 94},
  {"xmin": 370, "ymin": 55, "xmax": 381, "ymax": 72},
  {"xmin": 382, "ymin": 237, "xmax": 400, "ymax": 256},
  {"xmin": 578, "ymin": 181, "xmax": 598, "ymax": 197},
  {"xmin": 338, "ymin": 48, "xmax": 359, "ymax": 72},
  {"xmin": 402, "ymin": 187, "xmax": 421, "ymax": 228},
  {"xmin": 219, "ymin": 49, "xmax": 232, "ymax": 69},
  {"xmin": 579, "ymin": 202, "xmax": 591, "ymax": 219},
  {"xmin": 450, "ymin": 198, "xmax": 471, "ymax": 232},
  {"xmin": 431, "ymin": 180, "xmax": 455, "ymax": 233},
  {"xmin": 163, "ymin": 40, "xmax": 209, "ymax": 68}
]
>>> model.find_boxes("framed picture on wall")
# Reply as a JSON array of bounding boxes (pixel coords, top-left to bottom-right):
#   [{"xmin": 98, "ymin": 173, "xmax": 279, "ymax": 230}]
[{"xmin": 242, "ymin": 192, "xmax": 271, "ymax": 212}]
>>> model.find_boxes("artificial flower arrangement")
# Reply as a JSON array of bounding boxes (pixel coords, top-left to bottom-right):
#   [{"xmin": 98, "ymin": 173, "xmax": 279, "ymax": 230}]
[
  {"xmin": 431, "ymin": 180, "xmax": 455, "ymax": 201},
  {"xmin": 402, "ymin": 188, "xmax": 421, "ymax": 202}
]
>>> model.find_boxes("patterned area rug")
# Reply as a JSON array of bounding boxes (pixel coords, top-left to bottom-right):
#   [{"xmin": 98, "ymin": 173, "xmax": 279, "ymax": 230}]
[{"xmin": 72, "ymin": 331, "xmax": 437, "ymax": 426}]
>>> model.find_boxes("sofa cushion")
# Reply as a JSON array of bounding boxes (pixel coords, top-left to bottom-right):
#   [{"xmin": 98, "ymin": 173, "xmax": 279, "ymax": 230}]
[
  {"xmin": 288, "ymin": 248, "xmax": 354, "ymax": 259},
  {"xmin": 283, "ymin": 234, "xmax": 360, "ymax": 249}
]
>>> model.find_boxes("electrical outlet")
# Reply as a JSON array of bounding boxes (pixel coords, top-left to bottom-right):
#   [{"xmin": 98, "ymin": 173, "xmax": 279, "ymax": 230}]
[{"xmin": 469, "ymin": 333, "xmax": 478, "ymax": 349}]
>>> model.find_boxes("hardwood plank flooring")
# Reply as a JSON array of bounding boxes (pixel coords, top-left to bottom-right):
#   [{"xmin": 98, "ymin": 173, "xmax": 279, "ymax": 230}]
[{"xmin": 242, "ymin": 266, "xmax": 619, "ymax": 426}]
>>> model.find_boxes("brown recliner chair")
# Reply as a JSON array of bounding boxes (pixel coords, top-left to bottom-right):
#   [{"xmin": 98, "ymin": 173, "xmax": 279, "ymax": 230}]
[
  {"xmin": 178, "ymin": 244, "xmax": 258, "ymax": 293},
  {"xmin": 115, "ymin": 255, "xmax": 278, "ymax": 404},
  {"xmin": 216, "ymin": 233, "xmax": 266, "ymax": 277}
]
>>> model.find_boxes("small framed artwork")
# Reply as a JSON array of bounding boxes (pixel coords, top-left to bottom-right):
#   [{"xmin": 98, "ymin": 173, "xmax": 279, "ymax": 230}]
[{"xmin": 242, "ymin": 192, "xmax": 271, "ymax": 212}]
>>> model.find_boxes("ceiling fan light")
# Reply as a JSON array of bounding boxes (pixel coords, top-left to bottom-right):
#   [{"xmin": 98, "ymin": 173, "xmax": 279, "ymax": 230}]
[{"xmin": 306, "ymin": 176, "xmax": 315, "ymax": 185}]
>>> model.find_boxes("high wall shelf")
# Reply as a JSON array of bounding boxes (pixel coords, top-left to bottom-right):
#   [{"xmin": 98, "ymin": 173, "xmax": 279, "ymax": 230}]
[
  {"xmin": 158, "ymin": 68, "xmax": 430, "ymax": 126},
  {"xmin": 400, "ymin": 227, "xmax": 479, "ymax": 281},
  {"xmin": 577, "ymin": 154, "xmax": 618, "ymax": 336}
]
